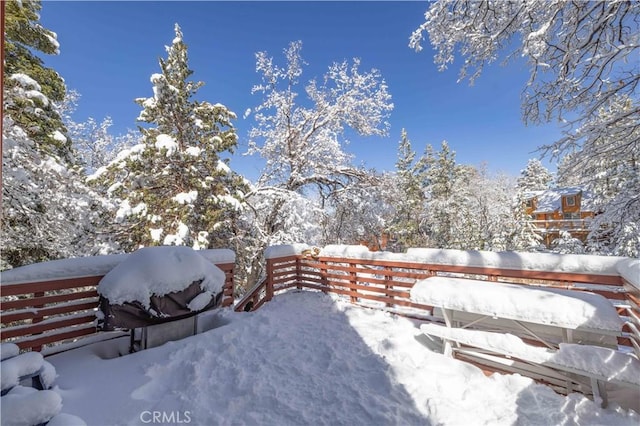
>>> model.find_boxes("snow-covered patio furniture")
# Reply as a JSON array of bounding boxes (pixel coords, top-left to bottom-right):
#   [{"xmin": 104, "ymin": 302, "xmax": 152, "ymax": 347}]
[
  {"xmin": 1, "ymin": 343, "xmax": 55, "ymax": 396},
  {"xmin": 97, "ymin": 246, "xmax": 227, "ymax": 352},
  {"xmin": 411, "ymin": 277, "xmax": 633, "ymax": 407},
  {"xmin": 411, "ymin": 277, "xmax": 624, "ymax": 351},
  {"xmin": 419, "ymin": 323, "xmax": 640, "ymax": 408}
]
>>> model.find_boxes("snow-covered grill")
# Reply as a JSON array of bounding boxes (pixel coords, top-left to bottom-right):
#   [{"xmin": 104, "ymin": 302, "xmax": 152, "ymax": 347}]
[{"xmin": 97, "ymin": 246, "xmax": 226, "ymax": 351}]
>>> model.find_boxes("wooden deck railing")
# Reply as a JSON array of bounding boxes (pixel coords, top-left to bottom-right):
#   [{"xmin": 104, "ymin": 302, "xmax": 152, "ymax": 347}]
[
  {"xmin": 3, "ymin": 246, "xmax": 637, "ymax": 357},
  {"xmin": 530, "ymin": 219, "xmax": 590, "ymax": 231},
  {"xmin": 1, "ymin": 260, "xmax": 235, "ymax": 352},
  {"xmin": 239, "ymin": 248, "xmax": 636, "ymax": 352}
]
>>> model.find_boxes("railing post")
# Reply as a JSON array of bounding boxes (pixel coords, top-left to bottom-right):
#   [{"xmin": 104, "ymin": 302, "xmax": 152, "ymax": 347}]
[
  {"xmin": 349, "ymin": 262, "xmax": 358, "ymax": 303},
  {"xmin": 320, "ymin": 259, "xmax": 328, "ymax": 294},
  {"xmin": 296, "ymin": 256, "xmax": 302, "ymax": 290},
  {"xmin": 384, "ymin": 265, "xmax": 393, "ymax": 307},
  {"xmin": 266, "ymin": 258, "xmax": 274, "ymax": 302},
  {"xmin": 32, "ymin": 291, "xmax": 45, "ymax": 352}
]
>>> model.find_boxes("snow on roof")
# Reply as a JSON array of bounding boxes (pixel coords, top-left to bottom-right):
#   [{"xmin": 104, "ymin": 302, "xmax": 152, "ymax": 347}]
[
  {"xmin": 97, "ymin": 246, "xmax": 226, "ymax": 308},
  {"xmin": 529, "ymin": 187, "xmax": 595, "ymax": 213},
  {"xmin": 411, "ymin": 277, "xmax": 623, "ymax": 332},
  {"xmin": 1, "ymin": 249, "xmax": 234, "ymax": 286}
]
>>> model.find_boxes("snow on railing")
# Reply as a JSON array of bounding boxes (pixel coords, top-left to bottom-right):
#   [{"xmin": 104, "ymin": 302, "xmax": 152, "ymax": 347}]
[
  {"xmin": 243, "ymin": 244, "xmax": 637, "ymax": 351},
  {"xmin": 0, "ymin": 250, "xmax": 235, "ymax": 352}
]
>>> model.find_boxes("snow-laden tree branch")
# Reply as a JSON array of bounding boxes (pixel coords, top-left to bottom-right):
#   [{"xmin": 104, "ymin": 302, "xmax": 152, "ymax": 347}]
[
  {"xmin": 410, "ymin": 0, "xmax": 639, "ymax": 158},
  {"xmin": 248, "ymin": 41, "xmax": 394, "ymax": 191},
  {"xmin": 239, "ymin": 41, "xmax": 394, "ymax": 287}
]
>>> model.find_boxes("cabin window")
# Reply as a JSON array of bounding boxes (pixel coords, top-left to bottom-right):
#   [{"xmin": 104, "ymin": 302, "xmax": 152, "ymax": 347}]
[
  {"xmin": 525, "ymin": 199, "xmax": 533, "ymax": 208},
  {"xmin": 565, "ymin": 195, "xmax": 576, "ymax": 207},
  {"xmin": 564, "ymin": 212, "xmax": 581, "ymax": 220}
]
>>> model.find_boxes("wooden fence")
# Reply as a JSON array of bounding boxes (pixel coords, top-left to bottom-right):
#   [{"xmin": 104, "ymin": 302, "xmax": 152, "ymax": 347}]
[
  {"xmin": 1, "ymin": 263, "xmax": 234, "ymax": 352},
  {"xmin": 236, "ymin": 252, "xmax": 636, "ymax": 351}
]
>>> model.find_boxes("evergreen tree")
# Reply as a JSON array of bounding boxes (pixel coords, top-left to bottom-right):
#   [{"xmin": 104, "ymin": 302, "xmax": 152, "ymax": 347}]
[
  {"xmin": 551, "ymin": 231, "xmax": 585, "ymax": 255},
  {"xmin": 91, "ymin": 24, "xmax": 247, "ymax": 252},
  {"xmin": 2, "ymin": 113, "xmax": 106, "ymax": 269},
  {"xmin": 516, "ymin": 159, "xmax": 553, "ymax": 192},
  {"xmin": 421, "ymin": 141, "xmax": 471, "ymax": 249},
  {"xmin": 3, "ymin": 0, "xmax": 70, "ymax": 159},
  {"xmin": 2, "ymin": 1, "xmax": 108, "ymax": 268},
  {"xmin": 387, "ymin": 129, "xmax": 427, "ymax": 249}
]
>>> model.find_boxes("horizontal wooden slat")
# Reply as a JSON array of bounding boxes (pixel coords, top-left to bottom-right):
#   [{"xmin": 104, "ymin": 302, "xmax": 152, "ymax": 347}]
[
  {"xmin": 312, "ymin": 257, "xmax": 624, "ymax": 286},
  {"xmin": 1, "ymin": 290, "xmax": 98, "ymax": 310},
  {"xmin": 313, "ymin": 278, "xmax": 411, "ymax": 299},
  {"xmin": 1, "ymin": 276, "xmax": 103, "ymax": 296},
  {"xmin": 15, "ymin": 326, "xmax": 97, "ymax": 351},
  {"xmin": 1, "ymin": 300, "xmax": 98, "ymax": 324},
  {"xmin": 299, "ymin": 282, "xmax": 431, "ymax": 310},
  {"xmin": 1, "ymin": 313, "xmax": 96, "ymax": 339}
]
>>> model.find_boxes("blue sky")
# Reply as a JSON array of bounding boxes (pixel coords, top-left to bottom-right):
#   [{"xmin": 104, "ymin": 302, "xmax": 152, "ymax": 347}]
[{"xmin": 39, "ymin": 1, "xmax": 563, "ymax": 182}]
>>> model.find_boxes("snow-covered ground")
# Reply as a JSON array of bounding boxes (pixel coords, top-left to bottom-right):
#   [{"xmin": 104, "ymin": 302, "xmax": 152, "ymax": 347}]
[{"xmin": 41, "ymin": 291, "xmax": 638, "ymax": 425}]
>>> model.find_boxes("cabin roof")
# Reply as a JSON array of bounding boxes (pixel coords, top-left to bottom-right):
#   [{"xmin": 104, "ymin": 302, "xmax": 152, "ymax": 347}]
[{"xmin": 524, "ymin": 187, "xmax": 595, "ymax": 214}]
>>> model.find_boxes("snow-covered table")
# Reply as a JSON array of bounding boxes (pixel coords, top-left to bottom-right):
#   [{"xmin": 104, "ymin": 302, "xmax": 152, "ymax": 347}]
[
  {"xmin": 411, "ymin": 277, "xmax": 631, "ymax": 407},
  {"xmin": 411, "ymin": 277, "xmax": 624, "ymax": 350}
]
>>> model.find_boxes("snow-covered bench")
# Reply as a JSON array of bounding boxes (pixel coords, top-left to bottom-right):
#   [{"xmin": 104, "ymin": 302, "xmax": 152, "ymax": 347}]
[
  {"xmin": 410, "ymin": 277, "xmax": 624, "ymax": 351},
  {"xmin": 419, "ymin": 323, "xmax": 640, "ymax": 408}
]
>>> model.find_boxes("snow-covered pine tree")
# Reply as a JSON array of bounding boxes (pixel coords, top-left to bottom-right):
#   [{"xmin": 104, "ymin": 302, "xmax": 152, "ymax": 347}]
[
  {"xmin": 321, "ymin": 170, "xmax": 394, "ymax": 249},
  {"xmin": 552, "ymin": 231, "xmax": 585, "ymax": 255},
  {"xmin": 2, "ymin": 103, "xmax": 106, "ymax": 269},
  {"xmin": 516, "ymin": 159, "xmax": 553, "ymax": 193},
  {"xmin": 4, "ymin": 0, "xmax": 70, "ymax": 159},
  {"xmin": 386, "ymin": 129, "xmax": 427, "ymax": 249},
  {"xmin": 2, "ymin": 1, "xmax": 108, "ymax": 268},
  {"xmin": 90, "ymin": 24, "xmax": 247, "ymax": 252},
  {"xmin": 421, "ymin": 141, "xmax": 471, "ymax": 249}
]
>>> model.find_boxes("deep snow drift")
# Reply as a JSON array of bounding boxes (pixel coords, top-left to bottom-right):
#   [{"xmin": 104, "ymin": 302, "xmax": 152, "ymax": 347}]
[{"xmin": 46, "ymin": 291, "xmax": 638, "ymax": 425}]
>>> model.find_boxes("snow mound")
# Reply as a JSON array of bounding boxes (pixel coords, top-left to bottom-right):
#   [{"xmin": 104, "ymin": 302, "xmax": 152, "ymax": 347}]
[
  {"xmin": 264, "ymin": 243, "xmax": 311, "ymax": 259},
  {"xmin": 1, "ymin": 352, "xmax": 45, "ymax": 392},
  {"xmin": 1, "ymin": 343, "xmax": 20, "ymax": 361},
  {"xmin": 98, "ymin": 246, "xmax": 226, "ymax": 308},
  {"xmin": 618, "ymin": 258, "xmax": 639, "ymax": 289},
  {"xmin": 47, "ymin": 413, "xmax": 88, "ymax": 426},
  {"xmin": 1, "ymin": 388, "xmax": 62, "ymax": 426}
]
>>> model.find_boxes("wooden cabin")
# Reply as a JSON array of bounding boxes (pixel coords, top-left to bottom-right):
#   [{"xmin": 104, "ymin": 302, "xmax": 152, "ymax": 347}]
[{"xmin": 524, "ymin": 187, "xmax": 596, "ymax": 246}]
